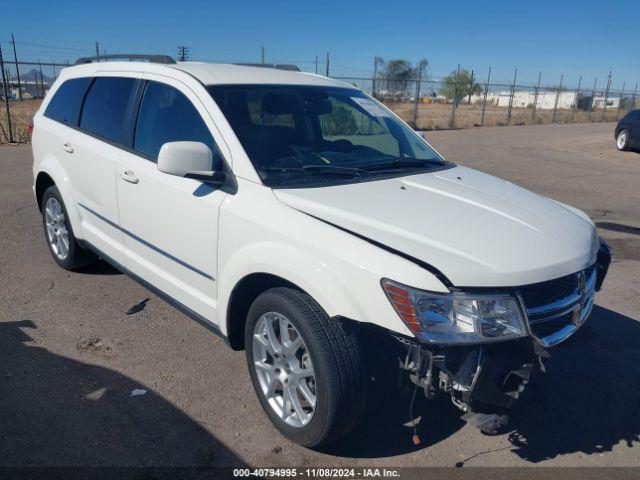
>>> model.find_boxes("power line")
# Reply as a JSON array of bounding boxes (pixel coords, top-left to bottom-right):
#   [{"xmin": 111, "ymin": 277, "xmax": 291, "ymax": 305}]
[
  {"xmin": 0, "ymin": 41, "xmax": 93, "ymax": 53},
  {"xmin": 9, "ymin": 36, "xmax": 96, "ymax": 45}
]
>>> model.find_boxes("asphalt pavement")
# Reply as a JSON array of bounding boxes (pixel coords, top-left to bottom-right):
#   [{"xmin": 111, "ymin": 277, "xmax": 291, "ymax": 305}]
[{"xmin": 1, "ymin": 122, "xmax": 639, "ymax": 469}]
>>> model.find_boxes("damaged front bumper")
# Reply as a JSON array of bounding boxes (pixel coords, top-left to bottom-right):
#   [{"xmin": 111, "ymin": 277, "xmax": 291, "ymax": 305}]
[
  {"xmin": 398, "ymin": 338, "xmax": 542, "ymax": 433},
  {"xmin": 396, "ymin": 239, "xmax": 612, "ymax": 434}
]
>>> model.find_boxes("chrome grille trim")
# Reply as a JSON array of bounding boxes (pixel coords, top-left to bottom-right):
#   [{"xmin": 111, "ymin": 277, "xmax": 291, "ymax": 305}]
[{"xmin": 521, "ymin": 266, "xmax": 597, "ymax": 347}]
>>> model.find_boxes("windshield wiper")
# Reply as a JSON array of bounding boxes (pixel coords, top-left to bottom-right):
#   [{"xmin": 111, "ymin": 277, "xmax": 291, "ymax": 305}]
[
  {"xmin": 263, "ymin": 165, "xmax": 371, "ymax": 177},
  {"xmin": 362, "ymin": 157, "xmax": 445, "ymax": 171}
]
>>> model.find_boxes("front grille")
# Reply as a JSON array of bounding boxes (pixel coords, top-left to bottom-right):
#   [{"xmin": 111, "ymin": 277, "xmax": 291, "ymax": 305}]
[
  {"xmin": 519, "ymin": 265, "xmax": 596, "ymax": 308},
  {"xmin": 518, "ymin": 265, "xmax": 596, "ymax": 347}
]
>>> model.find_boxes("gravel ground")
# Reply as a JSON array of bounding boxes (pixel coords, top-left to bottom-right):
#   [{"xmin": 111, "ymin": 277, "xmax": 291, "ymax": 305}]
[{"xmin": 0, "ymin": 122, "xmax": 639, "ymax": 470}]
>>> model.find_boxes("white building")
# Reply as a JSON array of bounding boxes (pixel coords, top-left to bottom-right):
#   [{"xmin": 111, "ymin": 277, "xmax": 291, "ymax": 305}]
[
  {"xmin": 592, "ymin": 96, "xmax": 620, "ymax": 109},
  {"xmin": 470, "ymin": 91, "xmax": 578, "ymax": 109}
]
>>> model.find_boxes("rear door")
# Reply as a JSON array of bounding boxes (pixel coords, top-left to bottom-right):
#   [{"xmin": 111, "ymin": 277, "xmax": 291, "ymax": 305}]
[
  {"xmin": 68, "ymin": 74, "xmax": 141, "ymax": 264},
  {"xmin": 115, "ymin": 75, "xmax": 227, "ymax": 324}
]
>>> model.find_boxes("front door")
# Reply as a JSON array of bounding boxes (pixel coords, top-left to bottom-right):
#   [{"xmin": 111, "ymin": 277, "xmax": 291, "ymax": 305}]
[{"xmin": 116, "ymin": 77, "xmax": 227, "ymax": 324}]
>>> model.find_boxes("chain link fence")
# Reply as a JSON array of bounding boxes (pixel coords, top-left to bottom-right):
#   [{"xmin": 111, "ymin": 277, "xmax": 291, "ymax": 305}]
[
  {"xmin": 334, "ymin": 73, "xmax": 637, "ymax": 130},
  {"xmin": 1, "ymin": 53, "xmax": 639, "ymax": 143},
  {"xmin": 0, "ymin": 55, "xmax": 64, "ymax": 143}
]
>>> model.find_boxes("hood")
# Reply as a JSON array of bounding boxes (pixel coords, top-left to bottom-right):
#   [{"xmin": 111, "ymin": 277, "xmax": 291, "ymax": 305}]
[{"xmin": 273, "ymin": 166, "xmax": 596, "ymax": 287}]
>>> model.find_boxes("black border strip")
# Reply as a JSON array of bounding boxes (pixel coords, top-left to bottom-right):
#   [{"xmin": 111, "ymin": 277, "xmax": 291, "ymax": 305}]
[{"xmin": 78, "ymin": 203, "xmax": 214, "ymax": 280}]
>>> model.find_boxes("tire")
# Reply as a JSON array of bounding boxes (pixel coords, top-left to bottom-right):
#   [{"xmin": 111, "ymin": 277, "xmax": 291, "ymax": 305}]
[
  {"xmin": 245, "ymin": 287, "xmax": 366, "ymax": 447},
  {"xmin": 616, "ymin": 129, "xmax": 629, "ymax": 151},
  {"xmin": 41, "ymin": 185, "xmax": 97, "ymax": 270}
]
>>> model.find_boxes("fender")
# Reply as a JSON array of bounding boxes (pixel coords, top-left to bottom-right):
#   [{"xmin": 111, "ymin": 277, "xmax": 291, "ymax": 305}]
[
  {"xmin": 35, "ymin": 154, "xmax": 84, "ymax": 240},
  {"xmin": 217, "ymin": 236, "xmax": 449, "ymax": 338},
  {"xmin": 217, "ymin": 240, "xmax": 371, "ymax": 338}
]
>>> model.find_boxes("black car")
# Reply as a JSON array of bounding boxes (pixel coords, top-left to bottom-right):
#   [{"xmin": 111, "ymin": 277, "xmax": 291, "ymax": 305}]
[{"xmin": 615, "ymin": 109, "xmax": 640, "ymax": 151}]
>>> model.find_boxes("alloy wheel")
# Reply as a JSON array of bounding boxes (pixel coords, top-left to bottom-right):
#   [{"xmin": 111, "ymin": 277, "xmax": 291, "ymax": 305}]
[
  {"xmin": 44, "ymin": 197, "xmax": 70, "ymax": 260},
  {"xmin": 252, "ymin": 312, "xmax": 317, "ymax": 428},
  {"xmin": 617, "ymin": 130, "xmax": 627, "ymax": 149}
]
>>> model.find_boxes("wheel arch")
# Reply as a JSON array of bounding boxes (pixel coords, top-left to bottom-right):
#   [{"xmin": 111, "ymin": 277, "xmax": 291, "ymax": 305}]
[
  {"xmin": 225, "ymin": 272, "xmax": 302, "ymax": 350},
  {"xmin": 35, "ymin": 171, "xmax": 55, "ymax": 211}
]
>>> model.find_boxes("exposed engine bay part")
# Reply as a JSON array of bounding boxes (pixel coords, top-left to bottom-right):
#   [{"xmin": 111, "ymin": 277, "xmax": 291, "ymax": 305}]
[{"xmin": 398, "ymin": 338, "xmax": 542, "ymax": 434}]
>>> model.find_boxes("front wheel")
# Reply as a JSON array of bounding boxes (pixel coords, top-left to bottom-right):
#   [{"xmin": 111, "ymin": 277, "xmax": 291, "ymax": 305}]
[
  {"xmin": 616, "ymin": 129, "xmax": 629, "ymax": 151},
  {"xmin": 245, "ymin": 287, "xmax": 366, "ymax": 447}
]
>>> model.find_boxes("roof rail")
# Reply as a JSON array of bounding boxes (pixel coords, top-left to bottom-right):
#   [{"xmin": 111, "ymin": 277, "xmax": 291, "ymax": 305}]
[
  {"xmin": 234, "ymin": 63, "xmax": 300, "ymax": 72},
  {"xmin": 75, "ymin": 54, "xmax": 176, "ymax": 65}
]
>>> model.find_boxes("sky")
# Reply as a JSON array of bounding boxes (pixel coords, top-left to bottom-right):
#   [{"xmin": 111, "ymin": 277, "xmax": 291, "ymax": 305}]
[{"xmin": 2, "ymin": 0, "xmax": 640, "ymax": 89}]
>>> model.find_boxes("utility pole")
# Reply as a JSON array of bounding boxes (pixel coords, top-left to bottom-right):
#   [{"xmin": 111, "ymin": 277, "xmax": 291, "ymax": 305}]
[
  {"xmin": 325, "ymin": 52, "xmax": 329, "ymax": 77},
  {"xmin": 449, "ymin": 64, "xmax": 460, "ymax": 129},
  {"xmin": 39, "ymin": 61, "xmax": 45, "ymax": 97},
  {"xmin": 177, "ymin": 46, "xmax": 189, "ymax": 62},
  {"xmin": 261, "ymin": 46, "xmax": 265, "ymax": 65},
  {"xmin": 315, "ymin": 56, "xmax": 318, "ymax": 74},
  {"xmin": 617, "ymin": 81, "xmax": 625, "ymax": 120},
  {"xmin": 506, "ymin": 68, "xmax": 518, "ymax": 125},
  {"xmin": 95, "ymin": 42, "xmax": 100, "ymax": 57},
  {"xmin": 480, "ymin": 65, "xmax": 492, "ymax": 126},
  {"xmin": 603, "ymin": 70, "xmax": 612, "ymax": 117},
  {"xmin": 531, "ymin": 71, "xmax": 541, "ymax": 122},
  {"xmin": 412, "ymin": 59, "xmax": 427, "ymax": 128},
  {"xmin": 10, "ymin": 34, "xmax": 22, "ymax": 101},
  {"xmin": 571, "ymin": 75, "xmax": 581, "ymax": 122},
  {"xmin": 467, "ymin": 69, "xmax": 474, "ymax": 104},
  {"xmin": 552, "ymin": 74, "xmax": 563, "ymax": 123},
  {"xmin": 372, "ymin": 57, "xmax": 383, "ymax": 99},
  {"xmin": 0, "ymin": 43, "xmax": 15, "ymax": 143},
  {"xmin": 588, "ymin": 78, "xmax": 597, "ymax": 120}
]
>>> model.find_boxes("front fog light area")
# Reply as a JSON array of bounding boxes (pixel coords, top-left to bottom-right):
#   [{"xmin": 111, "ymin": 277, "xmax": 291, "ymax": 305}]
[{"xmin": 382, "ymin": 279, "xmax": 527, "ymax": 344}]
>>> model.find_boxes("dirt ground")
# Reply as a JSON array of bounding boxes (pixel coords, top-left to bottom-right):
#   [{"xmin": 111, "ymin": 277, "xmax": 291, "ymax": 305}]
[
  {"xmin": 0, "ymin": 99, "xmax": 41, "ymax": 143},
  {"xmin": 389, "ymin": 102, "xmax": 625, "ymax": 130},
  {"xmin": 0, "ymin": 122, "xmax": 639, "ymax": 470}
]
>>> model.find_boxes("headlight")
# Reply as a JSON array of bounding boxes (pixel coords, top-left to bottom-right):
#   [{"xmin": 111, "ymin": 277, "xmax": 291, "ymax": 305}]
[{"xmin": 382, "ymin": 279, "xmax": 527, "ymax": 344}]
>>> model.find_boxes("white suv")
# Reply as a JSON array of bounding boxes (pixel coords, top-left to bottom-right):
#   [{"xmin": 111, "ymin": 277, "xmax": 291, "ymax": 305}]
[{"xmin": 32, "ymin": 55, "xmax": 611, "ymax": 446}]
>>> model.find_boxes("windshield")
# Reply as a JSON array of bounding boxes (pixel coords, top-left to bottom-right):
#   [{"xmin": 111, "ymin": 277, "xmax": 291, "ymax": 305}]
[{"xmin": 208, "ymin": 84, "xmax": 450, "ymax": 188}]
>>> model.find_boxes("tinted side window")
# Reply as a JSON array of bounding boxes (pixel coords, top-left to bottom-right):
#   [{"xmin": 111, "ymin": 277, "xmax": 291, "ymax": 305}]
[
  {"xmin": 134, "ymin": 81, "xmax": 220, "ymax": 167},
  {"xmin": 44, "ymin": 77, "xmax": 91, "ymax": 125},
  {"xmin": 79, "ymin": 77, "xmax": 137, "ymax": 144}
]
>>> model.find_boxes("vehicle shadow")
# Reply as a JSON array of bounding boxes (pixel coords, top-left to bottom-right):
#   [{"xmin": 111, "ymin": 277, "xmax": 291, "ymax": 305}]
[
  {"xmin": 322, "ymin": 305, "xmax": 640, "ymax": 461},
  {"xmin": 321, "ymin": 388, "xmax": 465, "ymax": 458},
  {"xmin": 319, "ymin": 327, "xmax": 466, "ymax": 458},
  {"xmin": 77, "ymin": 259, "xmax": 122, "ymax": 276},
  {"xmin": 506, "ymin": 305, "xmax": 640, "ymax": 462},
  {"xmin": 0, "ymin": 319, "xmax": 244, "ymax": 469}
]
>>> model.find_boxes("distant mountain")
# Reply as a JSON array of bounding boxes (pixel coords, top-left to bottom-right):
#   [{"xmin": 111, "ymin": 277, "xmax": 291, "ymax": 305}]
[{"xmin": 19, "ymin": 69, "xmax": 56, "ymax": 85}]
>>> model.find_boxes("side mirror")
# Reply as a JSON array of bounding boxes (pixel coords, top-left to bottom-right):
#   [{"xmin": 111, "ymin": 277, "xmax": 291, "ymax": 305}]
[{"xmin": 157, "ymin": 141, "xmax": 225, "ymax": 185}]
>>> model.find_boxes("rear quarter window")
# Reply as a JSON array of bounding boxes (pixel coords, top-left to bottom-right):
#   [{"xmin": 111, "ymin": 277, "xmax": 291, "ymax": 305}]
[
  {"xmin": 44, "ymin": 77, "xmax": 91, "ymax": 125},
  {"xmin": 79, "ymin": 77, "xmax": 137, "ymax": 144}
]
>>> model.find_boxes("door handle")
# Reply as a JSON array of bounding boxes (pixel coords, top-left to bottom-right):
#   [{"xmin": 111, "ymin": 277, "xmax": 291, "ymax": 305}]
[
  {"xmin": 61, "ymin": 142, "xmax": 74, "ymax": 153},
  {"xmin": 120, "ymin": 170, "xmax": 139, "ymax": 184}
]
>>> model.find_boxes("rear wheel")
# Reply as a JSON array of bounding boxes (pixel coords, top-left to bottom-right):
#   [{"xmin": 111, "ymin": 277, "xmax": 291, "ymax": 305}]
[
  {"xmin": 41, "ymin": 185, "xmax": 96, "ymax": 270},
  {"xmin": 245, "ymin": 287, "xmax": 366, "ymax": 447},
  {"xmin": 616, "ymin": 129, "xmax": 629, "ymax": 151}
]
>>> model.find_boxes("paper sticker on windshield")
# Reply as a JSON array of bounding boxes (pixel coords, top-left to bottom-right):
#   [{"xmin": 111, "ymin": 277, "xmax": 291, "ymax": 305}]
[{"xmin": 351, "ymin": 97, "xmax": 390, "ymax": 117}]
